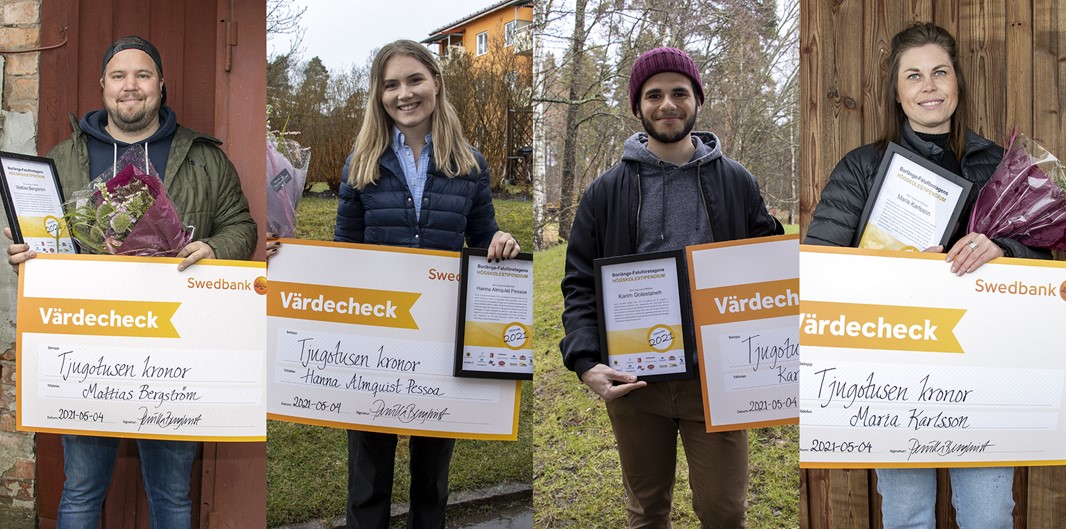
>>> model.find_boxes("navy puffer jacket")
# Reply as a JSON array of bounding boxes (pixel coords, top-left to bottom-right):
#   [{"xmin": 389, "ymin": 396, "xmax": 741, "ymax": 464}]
[{"xmin": 334, "ymin": 147, "xmax": 499, "ymax": 252}]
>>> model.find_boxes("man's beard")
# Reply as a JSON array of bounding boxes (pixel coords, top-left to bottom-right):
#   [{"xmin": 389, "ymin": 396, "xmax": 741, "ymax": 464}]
[
  {"xmin": 107, "ymin": 101, "xmax": 158, "ymax": 134},
  {"xmin": 641, "ymin": 111, "xmax": 696, "ymax": 144}
]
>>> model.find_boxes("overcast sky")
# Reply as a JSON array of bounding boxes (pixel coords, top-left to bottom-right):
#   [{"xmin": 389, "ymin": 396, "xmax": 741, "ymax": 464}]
[{"xmin": 269, "ymin": 0, "xmax": 502, "ymax": 72}]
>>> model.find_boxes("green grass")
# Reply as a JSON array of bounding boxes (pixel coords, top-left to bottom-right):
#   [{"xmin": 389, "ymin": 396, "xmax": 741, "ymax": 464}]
[
  {"xmin": 290, "ymin": 196, "xmax": 339, "ymax": 241},
  {"xmin": 493, "ymin": 198, "xmax": 534, "ymax": 253},
  {"xmin": 532, "ymin": 243, "xmax": 799, "ymax": 528},
  {"xmin": 266, "ymin": 196, "xmax": 533, "ymax": 527},
  {"xmin": 289, "ymin": 196, "xmax": 533, "ymax": 249}
]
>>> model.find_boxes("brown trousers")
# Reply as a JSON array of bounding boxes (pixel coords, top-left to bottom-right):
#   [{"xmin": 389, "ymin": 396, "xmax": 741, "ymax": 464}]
[{"xmin": 605, "ymin": 377, "xmax": 749, "ymax": 529}]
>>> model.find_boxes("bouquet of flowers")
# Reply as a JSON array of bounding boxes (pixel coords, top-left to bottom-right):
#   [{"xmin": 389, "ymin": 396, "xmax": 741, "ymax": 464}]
[
  {"xmin": 266, "ymin": 137, "xmax": 310, "ymax": 237},
  {"xmin": 64, "ymin": 148, "xmax": 192, "ymax": 256},
  {"xmin": 968, "ymin": 131, "xmax": 1066, "ymax": 251}
]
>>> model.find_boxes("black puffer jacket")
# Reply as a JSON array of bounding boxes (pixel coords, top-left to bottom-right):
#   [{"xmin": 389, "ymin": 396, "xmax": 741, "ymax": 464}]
[
  {"xmin": 806, "ymin": 123, "xmax": 1050, "ymax": 259},
  {"xmin": 334, "ymin": 148, "xmax": 499, "ymax": 252},
  {"xmin": 559, "ymin": 134, "xmax": 783, "ymax": 377}
]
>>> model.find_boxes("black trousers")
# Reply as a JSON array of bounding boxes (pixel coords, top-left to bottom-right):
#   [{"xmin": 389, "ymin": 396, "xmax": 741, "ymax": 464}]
[{"xmin": 346, "ymin": 430, "xmax": 455, "ymax": 529}]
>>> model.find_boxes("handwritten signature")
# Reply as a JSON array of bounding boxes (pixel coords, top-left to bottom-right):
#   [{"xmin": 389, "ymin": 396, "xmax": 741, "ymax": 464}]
[
  {"xmin": 906, "ymin": 438, "xmax": 994, "ymax": 460},
  {"xmin": 137, "ymin": 406, "xmax": 204, "ymax": 431},
  {"xmin": 367, "ymin": 399, "xmax": 451, "ymax": 424}
]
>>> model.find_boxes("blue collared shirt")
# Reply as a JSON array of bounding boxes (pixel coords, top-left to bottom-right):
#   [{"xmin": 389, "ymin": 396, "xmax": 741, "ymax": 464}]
[{"xmin": 391, "ymin": 127, "xmax": 431, "ymax": 220}]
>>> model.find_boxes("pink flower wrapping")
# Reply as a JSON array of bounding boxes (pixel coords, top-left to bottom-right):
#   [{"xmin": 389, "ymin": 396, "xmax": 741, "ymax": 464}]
[{"xmin": 266, "ymin": 138, "xmax": 309, "ymax": 238}]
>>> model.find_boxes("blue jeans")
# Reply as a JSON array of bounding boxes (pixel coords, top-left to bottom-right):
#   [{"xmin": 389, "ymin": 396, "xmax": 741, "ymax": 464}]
[
  {"xmin": 876, "ymin": 467, "xmax": 1014, "ymax": 529},
  {"xmin": 58, "ymin": 435, "xmax": 198, "ymax": 529}
]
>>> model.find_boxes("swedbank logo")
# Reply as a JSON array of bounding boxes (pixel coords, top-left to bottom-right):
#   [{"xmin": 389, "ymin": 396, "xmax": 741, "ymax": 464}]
[
  {"xmin": 973, "ymin": 278, "xmax": 1060, "ymax": 300},
  {"xmin": 187, "ymin": 276, "xmax": 253, "ymax": 292}
]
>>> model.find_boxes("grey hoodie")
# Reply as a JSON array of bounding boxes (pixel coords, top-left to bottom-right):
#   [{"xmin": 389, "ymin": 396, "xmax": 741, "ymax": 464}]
[{"xmin": 622, "ymin": 131, "xmax": 719, "ymax": 252}]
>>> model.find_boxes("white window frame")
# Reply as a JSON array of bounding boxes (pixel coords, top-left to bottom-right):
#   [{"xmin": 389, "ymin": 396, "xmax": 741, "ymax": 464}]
[
  {"xmin": 476, "ymin": 31, "xmax": 488, "ymax": 55},
  {"xmin": 505, "ymin": 21, "xmax": 517, "ymax": 47}
]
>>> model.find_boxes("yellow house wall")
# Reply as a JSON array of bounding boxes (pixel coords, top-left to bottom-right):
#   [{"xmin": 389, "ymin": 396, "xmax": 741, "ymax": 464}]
[{"xmin": 457, "ymin": 5, "xmax": 533, "ymax": 59}]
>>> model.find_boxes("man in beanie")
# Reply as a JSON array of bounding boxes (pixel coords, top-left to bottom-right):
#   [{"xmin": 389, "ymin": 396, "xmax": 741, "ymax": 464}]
[
  {"xmin": 559, "ymin": 46, "xmax": 782, "ymax": 528},
  {"xmin": 5, "ymin": 36, "xmax": 255, "ymax": 527}
]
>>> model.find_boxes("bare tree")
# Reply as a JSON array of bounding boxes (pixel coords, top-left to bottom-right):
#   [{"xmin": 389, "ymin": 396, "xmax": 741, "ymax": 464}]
[
  {"xmin": 267, "ymin": 0, "xmax": 306, "ymax": 59},
  {"xmin": 556, "ymin": 0, "xmax": 589, "ymax": 242},
  {"xmin": 532, "ymin": 2, "xmax": 550, "ymax": 249}
]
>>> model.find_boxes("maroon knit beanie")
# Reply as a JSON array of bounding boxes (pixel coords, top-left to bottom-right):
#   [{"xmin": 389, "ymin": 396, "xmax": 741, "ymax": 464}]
[{"xmin": 628, "ymin": 47, "xmax": 705, "ymax": 115}]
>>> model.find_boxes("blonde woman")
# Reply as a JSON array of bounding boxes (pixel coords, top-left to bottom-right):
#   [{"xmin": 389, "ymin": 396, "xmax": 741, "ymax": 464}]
[{"xmin": 334, "ymin": 39, "xmax": 519, "ymax": 528}]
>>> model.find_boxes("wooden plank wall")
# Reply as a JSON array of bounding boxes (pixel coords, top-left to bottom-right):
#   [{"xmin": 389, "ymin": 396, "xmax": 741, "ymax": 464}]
[
  {"xmin": 37, "ymin": 0, "xmax": 218, "ymax": 154},
  {"xmin": 800, "ymin": 1, "xmax": 1066, "ymax": 528}
]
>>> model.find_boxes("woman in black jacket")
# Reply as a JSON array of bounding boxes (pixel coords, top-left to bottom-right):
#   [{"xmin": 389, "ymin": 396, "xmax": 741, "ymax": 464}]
[
  {"xmin": 806, "ymin": 22, "xmax": 1047, "ymax": 529},
  {"xmin": 335, "ymin": 40, "xmax": 520, "ymax": 529}
]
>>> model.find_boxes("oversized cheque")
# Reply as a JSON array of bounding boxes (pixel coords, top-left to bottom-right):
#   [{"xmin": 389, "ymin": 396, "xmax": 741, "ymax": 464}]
[
  {"xmin": 687, "ymin": 235, "xmax": 799, "ymax": 432},
  {"xmin": 266, "ymin": 240, "xmax": 520, "ymax": 440},
  {"xmin": 800, "ymin": 246, "xmax": 1066, "ymax": 467},
  {"xmin": 17, "ymin": 254, "xmax": 267, "ymax": 441}
]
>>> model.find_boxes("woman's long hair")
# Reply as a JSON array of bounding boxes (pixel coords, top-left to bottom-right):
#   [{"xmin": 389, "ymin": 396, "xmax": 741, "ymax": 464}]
[
  {"xmin": 348, "ymin": 40, "xmax": 478, "ymax": 189},
  {"xmin": 879, "ymin": 22, "xmax": 970, "ymax": 160}
]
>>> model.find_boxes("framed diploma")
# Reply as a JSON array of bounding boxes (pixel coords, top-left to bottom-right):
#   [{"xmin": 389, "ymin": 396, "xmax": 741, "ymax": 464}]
[
  {"xmin": 454, "ymin": 248, "xmax": 534, "ymax": 380},
  {"xmin": 594, "ymin": 251, "xmax": 696, "ymax": 382},
  {"xmin": 855, "ymin": 142, "xmax": 973, "ymax": 251},
  {"xmin": 0, "ymin": 151, "xmax": 77, "ymax": 254}
]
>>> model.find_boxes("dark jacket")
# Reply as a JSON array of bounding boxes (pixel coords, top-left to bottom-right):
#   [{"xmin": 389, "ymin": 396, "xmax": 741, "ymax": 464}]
[
  {"xmin": 334, "ymin": 147, "xmax": 499, "ymax": 252},
  {"xmin": 805, "ymin": 124, "xmax": 1050, "ymax": 259},
  {"xmin": 559, "ymin": 132, "xmax": 784, "ymax": 377},
  {"xmin": 47, "ymin": 114, "xmax": 257, "ymax": 260}
]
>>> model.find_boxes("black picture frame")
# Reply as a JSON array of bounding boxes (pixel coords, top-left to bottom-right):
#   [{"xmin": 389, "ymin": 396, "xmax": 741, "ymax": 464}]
[
  {"xmin": 0, "ymin": 151, "xmax": 77, "ymax": 253},
  {"xmin": 853, "ymin": 142, "xmax": 974, "ymax": 250},
  {"xmin": 453, "ymin": 247, "xmax": 534, "ymax": 380},
  {"xmin": 594, "ymin": 250, "xmax": 696, "ymax": 383}
]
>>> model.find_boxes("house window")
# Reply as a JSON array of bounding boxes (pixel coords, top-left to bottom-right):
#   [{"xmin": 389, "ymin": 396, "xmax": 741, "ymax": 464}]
[
  {"xmin": 476, "ymin": 32, "xmax": 488, "ymax": 55},
  {"xmin": 505, "ymin": 21, "xmax": 517, "ymax": 47}
]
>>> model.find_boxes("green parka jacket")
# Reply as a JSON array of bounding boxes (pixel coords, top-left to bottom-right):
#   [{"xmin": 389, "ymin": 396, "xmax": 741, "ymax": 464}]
[{"xmin": 47, "ymin": 114, "xmax": 257, "ymax": 260}]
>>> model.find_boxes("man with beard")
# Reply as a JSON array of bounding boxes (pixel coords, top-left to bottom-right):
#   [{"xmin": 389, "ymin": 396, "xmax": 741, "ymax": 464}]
[
  {"xmin": 558, "ymin": 47, "xmax": 782, "ymax": 528},
  {"xmin": 5, "ymin": 36, "xmax": 255, "ymax": 527}
]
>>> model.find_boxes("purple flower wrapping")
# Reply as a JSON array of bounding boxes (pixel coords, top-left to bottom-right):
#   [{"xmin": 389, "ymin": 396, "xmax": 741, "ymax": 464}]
[
  {"xmin": 103, "ymin": 165, "xmax": 193, "ymax": 256},
  {"xmin": 968, "ymin": 132, "xmax": 1066, "ymax": 251}
]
